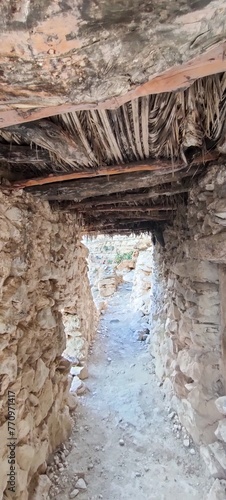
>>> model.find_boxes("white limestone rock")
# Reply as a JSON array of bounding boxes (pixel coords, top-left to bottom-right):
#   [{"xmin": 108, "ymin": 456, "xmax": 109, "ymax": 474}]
[
  {"xmin": 209, "ymin": 442, "xmax": 226, "ymax": 471},
  {"xmin": 207, "ymin": 479, "xmax": 226, "ymax": 500},
  {"xmin": 200, "ymin": 445, "xmax": 226, "ymax": 479},
  {"xmin": 75, "ymin": 478, "xmax": 87, "ymax": 490},
  {"xmin": 215, "ymin": 397, "xmax": 226, "ymax": 416},
  {"xmin": 70, "ymin": 365, "xmax": 88, "ymax": 380},
  {"xmin": 215, "ymin": 420, "xmax": 226, "ymax": 443}
]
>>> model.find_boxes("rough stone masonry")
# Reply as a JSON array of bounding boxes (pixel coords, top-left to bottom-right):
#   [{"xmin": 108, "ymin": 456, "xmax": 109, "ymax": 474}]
[
  {"xmin": 150, "ymin": 164, "xmax": 226, "ymax": 485},
  {"xmin": 0, "ymin": 189, "xmax": 96, "ymax": 500}
]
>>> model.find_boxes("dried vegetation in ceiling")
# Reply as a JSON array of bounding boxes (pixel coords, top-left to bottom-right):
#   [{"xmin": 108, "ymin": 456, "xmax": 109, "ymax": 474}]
[{"xmin": 0, "ymin": 73, "xmax": 226, "ymax": 237}]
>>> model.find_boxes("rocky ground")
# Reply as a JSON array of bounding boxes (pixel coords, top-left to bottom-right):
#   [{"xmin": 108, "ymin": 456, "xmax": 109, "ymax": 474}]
[{"xmin": 48, "ymin": 283, "xmax": 212, "ymax": 500}]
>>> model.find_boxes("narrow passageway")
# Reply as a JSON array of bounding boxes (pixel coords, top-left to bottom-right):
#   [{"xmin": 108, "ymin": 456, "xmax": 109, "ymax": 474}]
[{"xmin": 53, "ymin": 283, "xmax": 211, "ymax": 500}]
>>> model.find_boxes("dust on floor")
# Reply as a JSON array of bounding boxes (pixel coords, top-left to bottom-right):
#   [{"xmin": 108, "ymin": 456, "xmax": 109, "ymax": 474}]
[{"xmin": 51, "ymin": 283, "xmax": 212, "ymax": 500}]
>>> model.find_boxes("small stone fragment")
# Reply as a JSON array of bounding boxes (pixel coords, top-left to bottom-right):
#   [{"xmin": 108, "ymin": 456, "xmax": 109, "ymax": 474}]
[
  {"xmin": 183, "ymin": 438, "xmax": 190, "ymax": 447},
  {"xmin": 69, "ymin": 489, "xmax": 80, "ymax": 498},
  {"xmin": 119, "ymin": 439, "xmax": 125, "ymax": 446},
  {"xmin": 67, "ymin": 393, "xmax": 79, "ymax": 411},
  {"xmin": 70, "ymin": 376, "xmax": 83, "ymax": 394},
  {"xmin": 75, "ymin": 478, "xmax": 87, "ymax": 490}
]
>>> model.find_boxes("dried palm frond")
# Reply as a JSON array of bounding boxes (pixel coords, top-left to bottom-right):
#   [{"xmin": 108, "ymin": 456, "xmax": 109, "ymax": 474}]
[{"xmin": 1, "ymin": 72, "xmax": 226, "ymax": 180}]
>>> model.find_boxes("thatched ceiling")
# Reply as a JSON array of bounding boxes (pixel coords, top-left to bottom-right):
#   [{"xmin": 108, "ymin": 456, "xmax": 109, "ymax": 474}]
[{"xmin": 0, "ymin": 72, "xmax": 226, "ymax": 237}]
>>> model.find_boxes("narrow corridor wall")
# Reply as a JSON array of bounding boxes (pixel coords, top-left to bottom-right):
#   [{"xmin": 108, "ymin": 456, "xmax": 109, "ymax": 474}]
[
  {"xmin": 150, "ymin": 164, "xmax": 226, "ymax": 479},
  {"xmin": 0, "ymin": 190, "xmax": 96, "ymax": 499}
]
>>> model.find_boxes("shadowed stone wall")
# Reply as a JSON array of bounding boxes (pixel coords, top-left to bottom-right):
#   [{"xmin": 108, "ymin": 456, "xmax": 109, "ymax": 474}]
[
  {"xmin": 150, "ymin": 165, "xmax": 226, "ymax": 485},
  {"xmin": 0, "ymin": 189, "xmax": 96, "ymax": 500}
]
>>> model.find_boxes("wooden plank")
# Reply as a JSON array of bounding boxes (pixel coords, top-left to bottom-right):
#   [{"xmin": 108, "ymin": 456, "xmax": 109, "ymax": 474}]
[
  {"xmin": 11, "ymin": 159, "xmax": 185, "ymax": 189},
  {"xmin": 65, "ymin": 186, "xmax": 189, "ymax": 209},
  {"xmin": 92, "ymin": 214, "xmax": 170, "ymax": 221},
  {"xmin": 83, "ymin": 220, "xmax": 165, "ymax": 232},
  {"xmin": 11, "ymin": 151, "xmax": 219, "ymax": 190},
  {"xmin": 24, "ymin": 165, "xmax": 204, "ymax": 201},
  {"xmin": 82, "ymin": 205, "xmax": 176, "ymax": 213}
]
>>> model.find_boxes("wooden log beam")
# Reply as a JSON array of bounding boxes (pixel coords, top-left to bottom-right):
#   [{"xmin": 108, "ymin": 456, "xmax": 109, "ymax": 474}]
[
  {"xmin": 11, "ymin": 151, "xmax": 218, "ymax": 189},
  {"xmin": 25, "ymin": 165, "xmax": 204, "ymax": 202},
  {"xmin": 12, "ymin": 160, "xmax": 185, "ymax": 189},
  {"xmin": 87, "ymin": 214, "xmax": 170, "ymax": 222},
  {"xmin": 82, "ymin": 205, "xmax": 176, "ymax": 213},
  {"xmin": 5, "ymin": 120, "xmax": 90, "ymax": 166},
  {"xmin": 65, "ymin": 186, "xmax": 189, "ymax": 209},
  {"xmin": 0, "ymin": 144, "xmax": 52, "ymax": 164},
  {"xmin": 81, "ymin": 213, "xmax": 173, "ymax": 224},
  {"xmin": 83, "ymin": 220, "xmax": 165, "ymax": 232},
  {"xmin": 83, "ymin": 228, "xmax": 152, "ymax": 235}
]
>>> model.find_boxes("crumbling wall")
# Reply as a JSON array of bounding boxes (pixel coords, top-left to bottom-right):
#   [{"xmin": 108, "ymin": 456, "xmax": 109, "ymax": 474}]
[
  {"xmin": 151, "ymin": 164, "xmax": 226, "ymax": 481},
  {"xmin": 0, "ymin": 189, "xmax": 96, "ymax": 500}
]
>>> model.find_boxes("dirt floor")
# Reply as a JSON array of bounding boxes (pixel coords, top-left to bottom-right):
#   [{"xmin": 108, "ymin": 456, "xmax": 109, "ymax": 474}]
[{"xmin": 51, "ymin": 283, "xmax": 212, "ymax": 500}]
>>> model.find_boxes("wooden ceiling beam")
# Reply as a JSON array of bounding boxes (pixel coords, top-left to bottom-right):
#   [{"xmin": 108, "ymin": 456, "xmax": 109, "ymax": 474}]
[
  {"xmin": 65, "ymin": 186, "xmax": 189, "ymax": 209},
  {"xmin": 11, "ymin": 151, "xmax": 218, "ymax": 189},
  {"xmin": 12, "ymin": 159, "xmax": 185, "ymax": 189},
  {"xmin": 83, "ymin": 220, "xmax": 165, "ymax": 232},
  {"xmin": 24, "ymin": 165, "xmax": 204, "ymax": 201},
  {"xmin": 81, "ymin": 205, "xmax": 176, "ymax": 213},
  {"xmin": 84, "ymin": 213, "xmax": 170, "ymax": 222}
]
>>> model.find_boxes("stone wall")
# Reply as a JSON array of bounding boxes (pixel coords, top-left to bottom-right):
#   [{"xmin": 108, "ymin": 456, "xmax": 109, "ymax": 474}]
[
  {"xmin": 150, "ymin": 164, "xmax": 226, "ymax": 482},
  {"xmin": 63, "ymin": 242, "xmax": 97, "ymax": 363},
  {"xmin": 130, "ymin": 238, "xmax": 153, "ymax": 316},
  {"xmin": 0, "ymin": 190, "xmax": 95, "ymax": 500}
]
